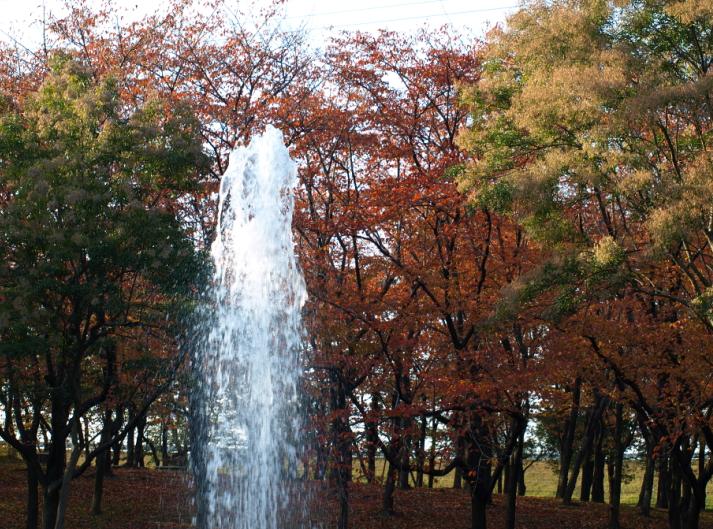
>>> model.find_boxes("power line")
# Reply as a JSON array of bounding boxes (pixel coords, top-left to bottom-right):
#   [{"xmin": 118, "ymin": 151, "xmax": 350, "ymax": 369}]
[
  {"xmin": 312, "ymin": 5, "xmax": 519, "ymax": 30},
  {"xmin": 437, "ymin": 0, "xmax": 456, "ymax": 27},
  {"xmin": 285, "ymin": 0, "xmax": 461, "ymax": 20}
]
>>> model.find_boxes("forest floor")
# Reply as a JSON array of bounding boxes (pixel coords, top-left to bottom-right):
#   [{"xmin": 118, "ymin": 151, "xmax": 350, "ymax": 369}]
[{"xmin": 1, "ymin": 457, "xmax": 713, "ymax": 529}]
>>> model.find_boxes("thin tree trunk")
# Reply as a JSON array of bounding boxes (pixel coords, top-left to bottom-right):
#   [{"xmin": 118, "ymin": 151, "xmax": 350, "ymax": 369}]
[
  {"xmin": 416, "ymin": 414, "xmax": 427, "ymax": 487},
  {"xmin": 383, "ymin": 462, "xmax": 396, "ymax": 514},
  {"xmin": 43, "ymin": 399, "xmax": 68, "ymax": 529},
  {"xmin": 657, "ymin": 453, "xmax": 670, "ymax": 509},
  {"xmin": 126, "ymin": 426, "xmax": 135, "ymax": 468},
  {"xmin": 337, "ymin": 463, "xmax": 349, "ymax": 529},
  {"xmin": 135, "ymin": 414, "xmax": 146, "ymax": 468},
  {"xmin": 331, "ymin": 377, "xmax": 350, "ymax": 529},
  {"xmin": 471, "ymin": 488, "xmax": 487, "ymax": 529},
  {"xmin": 517, "ymin": 462, "xmax": 526, "ymax": 496},
  {"xmin": 608, "ymin": 402, "xmax": 624, "ymax": 529},
  {"xmin": 453, "ymin": 436, "xmax": 464, "ymax": 489},
  {"xmin": 26, "ymin": 461, "xmax": 39, "ymax": 529},
  {"xmin": 92, "ymin": 410, "xmax": 112, "ymax": 515},
  {"xmin": 146, "ymin": 439, "xmax": 161, "ymax": 468},
  {"xmin": 592, "ymin": 424, "xmax": 606, "ymax": 503},
  {"xmin": 466, "ymin": 415, "xmax": 494, "ymax": 529},
  {"xmin": 82, "ymin": 417, "xmax": 91, "ymax": 461},
  {"xmin": 557, "ymin": 377, "xmax": 581, "ymax": 498},
  {"xmin": 4, "ymin": 410, "xmax": 19, "ymax": 460},
  {"xmin": 506, "ymin": 432, "xmax": 524, "ymax": 529},
  {"xmin": 563, "ymin": 395, "xmax": 608, "ymax": 503},
  {"xmin": 453, "ymin": 466, "xmax": 463, "ymax": 489},
  {"xmin": 668, "ymin": 456, "xmax": 682, "ymax": 529},
  {"xmin": 53, "ymin": 425, "xmax": 82, "ymax": 529},
  {"xmin": 366, "ymin": 394, "xmax": 379, "ymax": 484},
  {"xmin": 638, "ymin": 441, "xmax": 655, "ymax": 516},
  {"xmin": 111, "ymin": 438, "xmax": 121, "ymax": 467},
  {"xmin": 428, "ymin": 413, "xmax": 437, "ymax": 489},
  {"xmin": 580, "ymin": 454, "xmax": 593, "ymax": 501},
  {"xmin": 161, "ymin": 423, "xmax": 169, "ymax": 466},
  {"xmin": 698, "ymin": 436, "xmax": 706, "ymax": 512},
  {"xmin": 398, "ymin": 417, "xmax": 411, "ymax": 490}
]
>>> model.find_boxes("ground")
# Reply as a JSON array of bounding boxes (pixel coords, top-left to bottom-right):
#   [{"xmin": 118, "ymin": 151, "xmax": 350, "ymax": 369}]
[
  {"xmin": 1, "ymin": 457, "xmax": 712, "ymax": 529},
  {"xmin": 0, "ymin": 458, "xmax": 192, "ymax": 529}
]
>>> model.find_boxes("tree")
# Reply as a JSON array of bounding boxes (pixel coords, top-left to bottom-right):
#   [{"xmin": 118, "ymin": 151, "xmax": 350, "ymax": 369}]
[
  {"xmin": 457, "ymin": 2, "xmax": 713, "ymax": 528},
  {"xmin": 286, "ymin": 29, "xmax": 543, "ymax": 529},
  {"xmin": 0, "ymin": 55, "xmax": 206, "ymax": 529}
]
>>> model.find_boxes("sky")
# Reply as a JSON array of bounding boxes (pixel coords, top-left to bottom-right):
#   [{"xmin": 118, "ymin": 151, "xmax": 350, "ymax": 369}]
[{"xmin": 0, "ymin": 0, "xmax": 518, "ymax": 49}]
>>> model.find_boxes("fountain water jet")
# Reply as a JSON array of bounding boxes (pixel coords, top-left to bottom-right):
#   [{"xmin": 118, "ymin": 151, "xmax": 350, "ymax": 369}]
[{"xmin": 193, "ymin": 125, "xmax": 307, "ymax": 529}]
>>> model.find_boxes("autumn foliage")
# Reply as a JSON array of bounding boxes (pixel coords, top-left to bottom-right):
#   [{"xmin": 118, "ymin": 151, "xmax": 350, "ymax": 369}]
[{"xmin": 0, "ymin": 2, "xmax": 712, "ymax": 529}]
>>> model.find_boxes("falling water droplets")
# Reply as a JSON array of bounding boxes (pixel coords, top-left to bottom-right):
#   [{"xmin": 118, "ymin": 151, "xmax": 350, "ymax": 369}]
[{"xmin": 193, "ymin": 125, "xmax": 308, "ymax": 529}]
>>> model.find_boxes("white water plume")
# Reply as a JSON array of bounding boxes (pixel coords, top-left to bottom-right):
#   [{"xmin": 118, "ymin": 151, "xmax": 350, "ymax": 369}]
[{"xmin": 193, "ymin": 125, "xmax": 308, "ymax": 529}]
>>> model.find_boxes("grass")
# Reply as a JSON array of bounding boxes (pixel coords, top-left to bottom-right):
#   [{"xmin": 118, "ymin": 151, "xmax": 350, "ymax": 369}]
[{"xmin": 353, "ymin": 458, "xmax": 713, "ymax": 509}]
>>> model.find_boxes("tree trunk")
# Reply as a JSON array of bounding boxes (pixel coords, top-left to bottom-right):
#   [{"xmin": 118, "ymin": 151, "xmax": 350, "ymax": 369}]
[
  {"xmin": 382, "ymin": 462, "xmax": 396, "ymax": 514},
  {"xmin": 471, "ymin": 488, "xmax": 487, "ymax": 529},
  {"xmin": 416, "ymin": 415, "xmax": 427, "ymax": 487},
  {"xmin": 161, "ymin": 423, "xmax": 169, "ymax": 466},
  {"xmin": 4, "ymin": 411, "xmax": 19, "ymax": 460},
  {"xmin": 126, "ymin": 425, "xmax": 135, "ymax": 468},
  {"xmin": 111, "ymin": 407, "xmax": 124, "ymax": 467},
  {"xmin": 697, "ymin": 436, "xmax": 706, "ymax": 512},
  {"xmin": 428, "ymin": 414, "xmax": 437, "ymax": 489},
  {"xmin": 82, "ymin": 417, "xmax": 91, "ymax": 461},
  {"xmin": 43, "ymin": 480, "xmax": 60, "ymax": 529},
  {"xmin": 668, "ymin": 456, "xmax": 682, "ymax": 529},
  {"xmin": 40, "ymin": 422, "xmax": 49, "ymax": 453},
  {"xmin": 398, "ymin": 448, "xmax": 410, "ymax": 489},
  {"xmin": 563, "ymin": 395, "xmax": 607, "ymax": 503},
  {"xmin": 111, "ymin": 437, "xmax": 121, "ymax": 467},
  {"xmin": 580, "ymin": 455, "xmax": 593, "ymax": 501},
  {"xmin": 366, "ymin": 394, "xmax": 379, "ymax": 484},
  {"xmin": 657, "ymin": 453, "xmax": 670, "ymax": 509},
  {"xmin": 135, "ymin": 413, "xmax": 146, "ymax": 468},
  {"xmin": 43, "ymin": 398, "xmax": 68, "ymax": 529},
  {"xmin": 330, "ymin": 377, "xmax": 350, "ymax": 529},
  {"xmin": 517, "ymin": 463, "xmax": 527, "ymax": 496},
  {"xmin": 608, "ymin": 402, "xmax": 624, "ymax": 529},
  {"xmin": 398, "ymin": 418, "xmax": 411, "ymax": 490},
  {"xmin": 506, "ymin": 432, "xmax": 524, "ymax": 529},
  {"xmin": 638, "ymin": 441, "xmax": 655, "ymax": 516},
  {"xmin": 104, "ymin": 446, "xmax": 113, "ymax": 478},
  {"xmin": 26, "ymin": 461, "xmax": 39, "ymax": 529},
  {"xmin": 453, "ymin": 436, "xmax": 464, "ymax": 489},
  {"xmin": 53, "ymin": 431, "xmax": 82, "ymax": 529},
  {"xmin": 684, "ymin": 481, "xmax": 706, "ymax": 529},
  {"xmin": 592, "ymin": 425, "xmax": 606, "ymax": 503},
  {"xmin": 465, "ymin": 414, "xmax": 493, "ymax": 529},
  {"xmin": 556, "ymin": 377, "xmax": 581, "ymax": 498},
  {"xmin": 337, "ymin": 465, "xmax": 349, "ymax": 529},
  {"xmin": 92, "ymin": 410, "xmax": 113, "ymax": 515},
  {"xmin": 146, "ymin": 439, "xmax": 161, "ymax": 468},
  {"xmin": 453, "ymin": 466, "xmax": 463, "ymax": 489}
]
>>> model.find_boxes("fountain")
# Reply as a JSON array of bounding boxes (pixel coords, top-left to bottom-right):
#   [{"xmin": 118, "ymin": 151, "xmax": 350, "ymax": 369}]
[{"xmin": 192, "ymin": 126, "xmax": 308, "ymax": 529}]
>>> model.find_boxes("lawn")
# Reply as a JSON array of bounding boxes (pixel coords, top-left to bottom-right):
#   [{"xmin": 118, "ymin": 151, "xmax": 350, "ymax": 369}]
[{"xmin": 353, "ymin": 458, "xmax": 713, "ymax": 509}]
